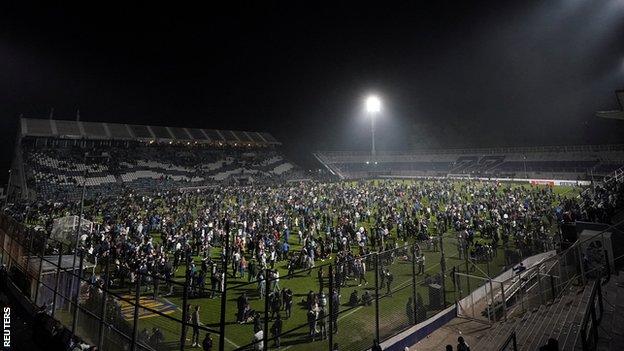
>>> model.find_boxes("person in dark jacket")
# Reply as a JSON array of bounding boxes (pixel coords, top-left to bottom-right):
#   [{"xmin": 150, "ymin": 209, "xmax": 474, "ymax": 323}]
[
  {"xmin": 271, "ymin": 314, "xmax": 283, "ymax": 347},
  {"xmin": 202, "ymin": 333, "xmax": 213, "ymax": 351},
  {"xmin": 191, "ymin": 305, "xmax": 201, "ymax": 347}
]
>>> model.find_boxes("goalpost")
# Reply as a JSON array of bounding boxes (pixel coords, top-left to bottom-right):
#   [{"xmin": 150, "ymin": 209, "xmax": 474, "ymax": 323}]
[{"xmin": 51, "ymin": 215, "xmax": 94, "ymax": 242}]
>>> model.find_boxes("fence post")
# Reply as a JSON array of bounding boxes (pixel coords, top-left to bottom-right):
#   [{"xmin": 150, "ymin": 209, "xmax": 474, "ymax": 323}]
[
  {"xmin": 181, "ymin": 256, "xmax": 190, "ymax": 351},
  {"xmin": 411, "ymin": 244, "xmax": 418, "ymax": 324},
  {"xmin": 328, "ymin": 264, "xmax": 334, "ymax": 350},
  {"xmin": 34, "ymin": 236, "xmax": 47, "ymax": 305},
  {"xmin": 218, "ymin": 220, "xmax": 231, "ymax": 351},
  {"xmin": 439, "ymin": 231, "xmax": 447, "ymax": 308},
  {"xmin": 519, "ymin": 271, "xmax": 525, "ymax": 314},
  {"xmin": 603, "ymin": 249, "xmax": 611, "ymax": 278},
  {"xmin": 374, "ymin": 252, "xmax": 380, "ymax": 342},
  {"xmin": 577, "ymin": 246, "xmax": 586, "ymax": 286},
  {"xmin": 264, "ymin": 268, "xmax": 270, "ymax": 351},
  {"xmin": 537, "ymin": 270, "xmax": 544, "ymax": 305},
  {"xmin": 52, "ymin": 242, "xmax": 63, "ymax": 317},
  {"xmin": 25, "ymin": 231, "xmax": 34, "ymax": 274},
  {"xmin": 489, "ymin": 279, "xmax": 495, "ymax": 323},
  {"xmin": 464, "ymin": 246, "xmax": 471, "ymax": 292},
  {"xmin": 97, "ymin": 257, "xmax": 111, "ymax": 350},
  {"xmin": 71, "ymin": 251, "xmax": 84, "ymax": 337},
  {"xmin": 500, "ymin": 281, "xmax": 507, "ymax": 321},
  {"xmin": 131, "ymin": 274, "xmax": 140, "ymax": 351},
  {"xmin": 550, "ymin": 274, "xmax": 556, "ymax": 302}
]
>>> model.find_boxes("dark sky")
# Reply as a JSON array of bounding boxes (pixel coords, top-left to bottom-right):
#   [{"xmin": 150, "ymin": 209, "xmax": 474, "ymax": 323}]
[{"xmin": 2, "ymin": 1, "xmax": 624, "ymax": 182}]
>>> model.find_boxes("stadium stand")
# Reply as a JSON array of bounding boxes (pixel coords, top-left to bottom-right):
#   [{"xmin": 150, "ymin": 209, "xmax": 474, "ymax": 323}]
[
  {"xmin": 11, "ymin": 118, "xmax": 300, "ymax": 200},
  {"xmin": 315, "ymin": 144, "xmax": 624, "ymax": 181}
]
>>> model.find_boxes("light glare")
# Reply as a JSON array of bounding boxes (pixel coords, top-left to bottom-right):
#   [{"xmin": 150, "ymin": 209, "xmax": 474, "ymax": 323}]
[{"xmin": 366, "ymin": 95, "xmax": 381, "ymax": 113}]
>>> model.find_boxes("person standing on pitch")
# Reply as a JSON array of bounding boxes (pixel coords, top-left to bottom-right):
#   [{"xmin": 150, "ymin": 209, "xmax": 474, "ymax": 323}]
[
  {"xmin": 191, "ymin": 305, "xmax": 201, "ymax": 347},
  {"xmin": 417, "ymin": 253, "xmax": 425, "ymax": 274},
  {"xmin": 271, "ymin": 314, "xmax": 283, "ymax": 347}
]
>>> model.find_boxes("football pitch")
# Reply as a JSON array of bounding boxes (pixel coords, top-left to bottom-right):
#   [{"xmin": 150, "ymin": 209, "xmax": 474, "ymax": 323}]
[{"xmin": 75, "ymin": 180, "xmax": 580, "ymax": 351}]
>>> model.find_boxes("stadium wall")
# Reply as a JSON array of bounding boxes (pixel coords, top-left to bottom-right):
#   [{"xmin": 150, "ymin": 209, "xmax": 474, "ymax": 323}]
[{"xmin": 378, "ymin": 304, "xmax": 457, "ymax": 351}]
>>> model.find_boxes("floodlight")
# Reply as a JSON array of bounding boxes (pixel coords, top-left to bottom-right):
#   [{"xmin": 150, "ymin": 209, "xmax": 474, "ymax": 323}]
[{"xmin": 366, "ymin": 95, "xmax": 381, "ymax": 113}]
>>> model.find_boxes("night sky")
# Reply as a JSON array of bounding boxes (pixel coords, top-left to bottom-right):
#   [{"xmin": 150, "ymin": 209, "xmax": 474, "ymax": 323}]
[{"xmin": 2, "ymin": 1, "xmax": 624, "ymax": 184}]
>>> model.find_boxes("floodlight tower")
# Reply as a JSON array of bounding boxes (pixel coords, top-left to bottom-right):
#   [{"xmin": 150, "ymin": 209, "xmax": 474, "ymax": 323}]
[{"xmin": 366, "ymin": 95, "xmax": 381, "ymax": 160}]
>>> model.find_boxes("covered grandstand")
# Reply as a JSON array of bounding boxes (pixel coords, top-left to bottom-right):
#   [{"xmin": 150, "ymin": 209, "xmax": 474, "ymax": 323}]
[
  {"xmin": 315, "ymin": 144, "xmax": 624, "ymax": 182},
  {"xmin": 8, "ymin": 118, "xmax": 300, "ymax": 201}
]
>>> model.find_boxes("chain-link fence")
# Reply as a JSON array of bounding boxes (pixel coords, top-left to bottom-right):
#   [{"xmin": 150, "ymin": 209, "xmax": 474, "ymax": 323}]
[
  {"xmin": 5, "ymin": 210, "xmax": 617, "ymax": 351},
  {"xmin": 0, "ymin": 213, "xmax": 223, "ymax": 351}
]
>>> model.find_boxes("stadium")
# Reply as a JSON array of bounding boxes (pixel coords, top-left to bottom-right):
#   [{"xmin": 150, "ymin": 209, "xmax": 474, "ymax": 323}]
[{"xmin": 1, "ymin": 3, "xmax": 624, "ymax": 351}]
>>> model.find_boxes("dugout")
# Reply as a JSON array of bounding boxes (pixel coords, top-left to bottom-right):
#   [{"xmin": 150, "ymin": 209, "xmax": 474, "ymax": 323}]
[{"xmin": 26, "ymin": 254, "xmax": 95, "ymax": 310}]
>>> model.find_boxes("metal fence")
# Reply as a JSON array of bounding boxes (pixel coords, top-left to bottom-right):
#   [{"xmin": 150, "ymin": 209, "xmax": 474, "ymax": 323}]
[
  {"xmin": 471, "ymin": 218, "xmax": 624, "ymax": 350},
  {"xmin": 580, "ymin": 280, "xmax": 604, "ymax": 351},
  {"xmin": 0, "ymin": 210, "xmax": 568, "ymax": 351},
  {"xmin": 0, "ymin": 213, "xmax": 222, "ymax": 351}
]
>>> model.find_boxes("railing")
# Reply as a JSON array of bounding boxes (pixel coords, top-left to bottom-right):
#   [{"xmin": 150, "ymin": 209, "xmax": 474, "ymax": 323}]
[
  {"xmin": 0, "ymin": 213, "xmax": 222, "ymax": 351},
  {"xmin": 580, "ymin": 280, "xmax": 604, "ymax": 351},
  {"xmin": 499, "ymin": 331, "xmax": 517, "ymax": 351}
]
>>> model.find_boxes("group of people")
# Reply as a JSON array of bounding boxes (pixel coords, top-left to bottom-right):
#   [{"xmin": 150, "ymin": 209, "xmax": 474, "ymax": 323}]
[{"xmin": 6, "ymin": 176, "xmax": 611, "ymax": 350}]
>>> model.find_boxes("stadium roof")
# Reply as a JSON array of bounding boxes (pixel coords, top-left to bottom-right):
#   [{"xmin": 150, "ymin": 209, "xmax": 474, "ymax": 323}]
[
  {"xmin": 19, "ymin": 117, "xmax": 280, "ymax": 145},
  {"xmin": 596, "ymin": 89, "xmax": 624, "ymax": 120}
]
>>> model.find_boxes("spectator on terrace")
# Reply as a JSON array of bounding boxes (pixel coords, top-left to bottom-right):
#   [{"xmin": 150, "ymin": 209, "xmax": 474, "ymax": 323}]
[{"xmin": 457, "ymin": 336, "xmax": 470, "ymax": 351}]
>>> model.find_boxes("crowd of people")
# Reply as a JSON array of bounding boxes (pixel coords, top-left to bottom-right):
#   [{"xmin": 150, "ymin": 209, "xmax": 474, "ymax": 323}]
[{"xmin": 6, "ymin": 176, "xmax": 616, "ymax": 350}]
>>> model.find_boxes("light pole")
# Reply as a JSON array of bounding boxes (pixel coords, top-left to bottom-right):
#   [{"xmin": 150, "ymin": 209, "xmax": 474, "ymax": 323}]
[
  {"xmin": 366, "ymin": 95, "xmax": 381, "ymax": 160},
  {"xmin": 523, "ymin": 154, "xmax": 528, "ymax": 179}
]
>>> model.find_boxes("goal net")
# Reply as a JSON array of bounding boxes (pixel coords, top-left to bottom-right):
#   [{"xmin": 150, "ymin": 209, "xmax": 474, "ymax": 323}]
[{"xmin": 51, "ymin": 215, "xmax": 94, "ymax": 242}]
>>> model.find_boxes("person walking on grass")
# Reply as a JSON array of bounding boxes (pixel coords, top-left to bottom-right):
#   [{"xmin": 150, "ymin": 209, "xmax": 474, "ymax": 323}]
[
  {"xmin": 284, "ymin": 288, "xmax": 293, "ymax": 318},
  {"xmin": 386, "ymin": 270, "xmax": 394, "ymax": 296},
  {"xmin": 271, "ymin": 314, "xmax": 283, "ymax": 347},
  {"xmin": 318, "ymin": 307, "xmax": 327, "ymax": 340},
  {"xmin": 191, "ymin": 305, "xmax": 201, "ymax": 347},
  {"xmin": 318, "ymin": 266, "xmax": 324, "ymax": 293},
  {"xmin": 202, "ymin": 333, "xmax": 213, "ymax": 351},
  {"xmin": 417, "ymin": 253, "xmax": 425, "ymax": 274},
  {"xmin": 307, "ymin": 308, "xmax": 318, "ymax": 341}
]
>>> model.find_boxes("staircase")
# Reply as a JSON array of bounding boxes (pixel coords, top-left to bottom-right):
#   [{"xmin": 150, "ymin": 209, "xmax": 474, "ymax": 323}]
[
  {"xmin": 596, "ymin": 272, "xmax": 624, "ymax": 351},
  {"xmin": 473, "ymin": 283, "xmax": 593, "ymax": 350}
]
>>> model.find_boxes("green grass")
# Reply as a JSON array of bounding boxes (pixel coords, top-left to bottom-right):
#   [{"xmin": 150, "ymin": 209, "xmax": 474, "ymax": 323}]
[{"xmin": 78, "ymin": 180, "xmax": 579, "ymax": 351}]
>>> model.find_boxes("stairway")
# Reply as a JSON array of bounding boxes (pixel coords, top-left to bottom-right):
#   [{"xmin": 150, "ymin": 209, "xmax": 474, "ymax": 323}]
[
  {"xmin": 473, "ymin": 283, "xmax": 593, "ymax": 350},
  {"xmin": 596, "ymin": 271, "xmax": 624, "ymax": 351}
]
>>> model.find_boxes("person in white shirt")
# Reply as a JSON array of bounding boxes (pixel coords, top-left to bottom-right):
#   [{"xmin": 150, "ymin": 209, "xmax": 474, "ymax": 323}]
[{"xmin": 253, "ymin": 329, "xmax": 264, "ymax": 350}]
